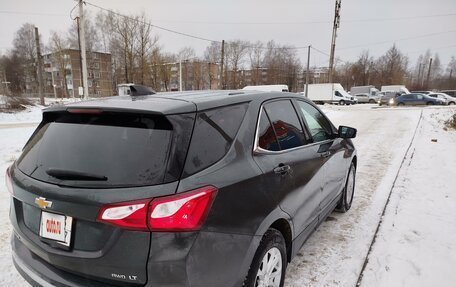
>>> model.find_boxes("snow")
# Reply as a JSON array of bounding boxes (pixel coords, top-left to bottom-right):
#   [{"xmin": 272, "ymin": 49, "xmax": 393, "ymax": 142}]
[
  {"xmin": 359, "ymin": 108, "xmax": 456, "ymax": 287},
  {"xmin": 0, "ymin": 103, "xmax": 455, "ymax": 286}
]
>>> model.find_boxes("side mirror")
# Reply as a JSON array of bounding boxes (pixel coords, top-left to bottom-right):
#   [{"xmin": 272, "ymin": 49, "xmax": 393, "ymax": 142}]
[{"xmin": 338, "ymin": 126, "xmax": 357, "ymax": 139}]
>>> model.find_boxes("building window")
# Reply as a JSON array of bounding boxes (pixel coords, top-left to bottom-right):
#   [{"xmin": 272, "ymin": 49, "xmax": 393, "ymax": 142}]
[
  {"xmin": 94, "ymin": 62, "xmax": 100, "ymax": 69},
  {"xmin": 94, "ymin": 72, "xmax": 100, "ymax": 79}
]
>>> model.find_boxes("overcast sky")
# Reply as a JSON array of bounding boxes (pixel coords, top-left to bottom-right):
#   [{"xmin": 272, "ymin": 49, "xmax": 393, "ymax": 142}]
[{"xmin": 1, "ymin": 0, "xmax": 455, "ymax": 69}]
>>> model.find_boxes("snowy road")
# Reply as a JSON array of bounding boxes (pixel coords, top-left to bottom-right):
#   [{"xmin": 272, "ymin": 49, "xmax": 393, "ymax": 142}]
[
  {"xmin": 0, "ymin": 104, "xmax": 454, "ymax": 287},
  {"xmin": 285, "ymin": 105, "xmax": 423, "ymax": 286}
]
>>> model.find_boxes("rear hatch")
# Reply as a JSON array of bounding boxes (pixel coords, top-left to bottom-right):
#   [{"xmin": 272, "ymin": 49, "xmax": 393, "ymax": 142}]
[{"xmin": 10, "ymin": 106, "xmax": 195, "ymax": 285}]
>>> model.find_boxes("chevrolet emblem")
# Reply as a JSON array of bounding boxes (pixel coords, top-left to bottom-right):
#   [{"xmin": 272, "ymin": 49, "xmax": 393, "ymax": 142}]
[{"xmin": 35, "ymin": 197, "xmax": 52, "ymax": 209}]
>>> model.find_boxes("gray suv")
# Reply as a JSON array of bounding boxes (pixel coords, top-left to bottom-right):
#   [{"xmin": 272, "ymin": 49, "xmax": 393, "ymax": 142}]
[{"xmin": 7, "ymin": 91, "xmax": 357, "ymax": 287}]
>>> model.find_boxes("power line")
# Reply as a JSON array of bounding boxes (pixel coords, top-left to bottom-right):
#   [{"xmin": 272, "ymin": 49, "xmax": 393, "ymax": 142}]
[
  {"xmin": 0, "ymin": 11, "xmax": 67, "ymax": 17},
  {"xmin": 339, "ymin": 29, "xmax": 456, "ymax": 50},
  {"xmin": 141, "ymin": 13, "xmax": 456, "ymax": 25},
  {"xmin": 84, "ymin": 1, "xmax": 311, "ymax": 51},
  {"xmin": 84, "ymin": 1, "xmax": 219, "ymax": 43}
]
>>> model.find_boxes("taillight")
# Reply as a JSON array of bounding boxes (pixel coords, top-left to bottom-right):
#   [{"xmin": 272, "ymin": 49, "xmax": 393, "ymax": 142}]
[
  {"xmin": 97, "ymin": 199, "xmax": 150, "ymax": 231},
  {"xmin": 5, "ymin": 166, "xmax": 14, "ymax": 196},
  {"xmin": 96, "ymin": 186, "xmax": 217, "ymax": 232},
  {"xmin": 149, "ymin": 186, "xmax": 217, "ymax": 231}
]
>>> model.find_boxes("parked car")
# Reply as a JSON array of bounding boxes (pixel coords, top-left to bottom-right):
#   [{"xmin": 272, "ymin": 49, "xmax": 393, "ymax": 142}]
[
  {"xmin": 381, "ymin": 85, "xmax": 410, "ymax": 94},
  {"xmin": 428, "ymin": 93, "xmax": 456, "ymax": 105},
  {"xmin": 410, "ymin": 91, "xmax": 432, "ymax": 95},
  {"xmin": 378, "ymin": 91, "xmax": 402, "ymax": 106},
  {"xmin": 440, "ymin": 90, "xmax": 456, "ymax": 98},
  {"xmin": 392, "ymin": 93, "xmax": 445, "ymax": 106},
  {"xmin": 7, "ymin": 91, "xmax": 357, "ymax": 287},
  {"xmin": 242, "ymin": 84, "xmax": 289, "ymax": 92},
  {"xmin": 354, "ymin": 92, "xmax": 379, "ymax": 104}
]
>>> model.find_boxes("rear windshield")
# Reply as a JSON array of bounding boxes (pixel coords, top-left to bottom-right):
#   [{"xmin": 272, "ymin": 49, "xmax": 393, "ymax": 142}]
[{"xmin": 17, "ymin": 111, "xmax": 191, "ymax": 188}]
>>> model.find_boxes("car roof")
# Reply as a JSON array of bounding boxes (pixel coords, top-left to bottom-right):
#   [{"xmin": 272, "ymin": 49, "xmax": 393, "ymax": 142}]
[{"xmin": 44, "ymin": 90, "xmax": 305, "ymax": 115}]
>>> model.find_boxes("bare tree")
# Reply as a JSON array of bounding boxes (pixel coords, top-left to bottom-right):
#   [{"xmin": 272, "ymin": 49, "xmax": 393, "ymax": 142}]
[
  {"xmin": 248, "ymin": 41, "xmax": 264, "ymax": 85},
  {"xmin": 49, "ymin": 31, "xmax": 70, "ymax": 98},
  {"xmin": 135, "ymin": 13, "xmax": 158, "ymax": 85},
  {"xmin": 13, "ymin": 23, "xmax": 39, "ymax": 94},
  {"xmin": 225, "ymin": 40, "xmax": 249, "ymax": 89}
]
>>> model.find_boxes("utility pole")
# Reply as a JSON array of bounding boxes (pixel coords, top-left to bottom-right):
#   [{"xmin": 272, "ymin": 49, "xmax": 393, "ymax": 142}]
[
  {"xmin": 328, "ymin": 0, "xmax": 341, "ymax": 83},
  {"xmin": 417, "ymin": 63, "xmax": 423, "ymax": 87},
  {"xmin": 34, "ymin": 27, "xmax": 44, "ymax": 105},
  {"xmin": 179, "ymin": 60, "xmax": 183, "ymax": 91},
  {"xmin": 79, "ymin": 0, "xmax": 89, "ymax": 99},
  {"xmin": 449, "ymin": 69, "xmax": 453, "ymax": 89},
  {"xmin": 220, "ymin": 40, "xmax": 225, "ymax": 89},
  {"xmin": 426, "ymin": 58, "xmax": 432, "ymax": 89},
  {"xmin": 76, "ymin": 17, "xmax": 84, "ymax": 98},
  {"xmin": 305, "ymin": 45, "xmax": 311, "ymax": 98}
]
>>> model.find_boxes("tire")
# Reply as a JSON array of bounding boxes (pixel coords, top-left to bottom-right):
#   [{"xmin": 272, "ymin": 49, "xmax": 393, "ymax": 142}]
[
  {"xmin": 369, "ymin": 99, "xmax": 376, "ymax": 104},
  {"xmin": 449, "ymin": 102, "xmax": 455, "ymax": 105},
  {"xmin": 339, "ymin": 100, "xmax": 345, "ymax": 106},
  {"xmin": 336, "ymin": 162, "xmax": 356, "ymax": 213},
  {"xmin": 426, "ymin": 102, "xmax": 434, "ymax": 105},
  {"xmin": 244, "ymin": 229, "xmax": 287, "ymax": 287},
  {"xmin": 398, "ymin": 102, "xmax": 404, "ymax": 106}
]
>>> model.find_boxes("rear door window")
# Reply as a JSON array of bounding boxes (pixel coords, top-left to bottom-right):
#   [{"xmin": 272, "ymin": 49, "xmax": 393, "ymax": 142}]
[
  {"xmin": 257, "ymin": 108, "xmax": 280, "ymax": 151},
  {"xmin": 17, "ymin": 112, "xmax": 186, "ymax": 188}
]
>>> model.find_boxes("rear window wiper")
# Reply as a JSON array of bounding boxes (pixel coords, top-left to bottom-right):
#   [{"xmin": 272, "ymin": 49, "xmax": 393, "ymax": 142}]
[{"xmin": 46, "ymin": 168, "xmax": 108, "ymax": 181}]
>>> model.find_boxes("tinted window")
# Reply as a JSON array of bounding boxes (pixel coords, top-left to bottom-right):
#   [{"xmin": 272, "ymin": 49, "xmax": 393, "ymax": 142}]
[
  {"xmin": 258, "ymin": 108, "xmax": 280, "ymax": 151},
  {"xmin": 417, "ymin": 94, "xmax": 423, "ymax": 100},
  {"xmin": 17, "ymin": 112, "xmax": 178, "ymax": 188},
  {"xmin": 183, "ymin": 103, "xmax": 248, "ymax": 176},
  {"xmin": 297, "ymin": 101, "xmax": 333, "ymax": 142},
  {"xmin": 263, "ymin": 100, "xmax": 307, "ymax": 150},
  {"xmin": 403, "ymin": 94, "xmax": 414, "ymax": 100}
]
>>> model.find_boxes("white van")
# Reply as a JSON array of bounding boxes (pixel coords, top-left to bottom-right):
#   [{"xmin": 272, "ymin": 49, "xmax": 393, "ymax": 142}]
[
  {"xmin": 242, "ymin": 85, "xmax": 289, "ymax": 92},
  {"xmin": 304, "ymin": 83, "xmax": 354, "ymax": 105},
  {"xmin": 380, "ymin": 85, "xmax": 410, "ymax": 94}
]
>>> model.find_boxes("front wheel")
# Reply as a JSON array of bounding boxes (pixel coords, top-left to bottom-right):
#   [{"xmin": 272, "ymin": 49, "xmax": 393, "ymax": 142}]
[
  {"xmin": 398, "ymin": 102, "xmax": 405, "ymax": 106},
  {"xmin": 244, "ymin": 229, "xmax": 287, "ymax": 287},
  {"xmin": 336, "ymin": 162, "xmax": 356, "ymax": 212},
  {"xmin": 339, "ymin": 100, "xmax": 345, "ymax": 106},
  {"xmin": 426, "ymin": 102, "xmax": 434, "ymax": 105},
  {"xmin": 449, "ymin": 102, "xmax": 455, "ymax": 105}
]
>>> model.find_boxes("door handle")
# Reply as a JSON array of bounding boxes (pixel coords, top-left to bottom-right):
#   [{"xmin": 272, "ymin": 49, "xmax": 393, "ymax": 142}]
[
  {"xmin": 320, "ymin": 151, "xmax": 331, "ymax": 158},
  {"xmin": 274, "ymin": 164, "xmax": 291, "ymax": 175}
]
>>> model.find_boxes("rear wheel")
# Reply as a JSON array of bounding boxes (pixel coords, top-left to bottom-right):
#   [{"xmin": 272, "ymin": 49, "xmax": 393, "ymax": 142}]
[
  {"xmin": 336, "ymin": 162, "xmax": 356, "ymax": 213},
  {"xmin": 369, "ymin": 99, "xmax": 376, "ymax": 104},
  {"xmin": 244, "ymin": 229, "xmax": 287, "ymax": 287},
  {"xmin": 339, "ymin": 100, "xmax": 345, "ymax": 106},
  {"xmin": 426, "ymin": 102, "xmax": 434, "ymax": 105},
  {"xmin": 449, "ymin": 102, "xmax": 455, "ymax": 105},
  {"xmin": 398, "ymin": 102, "xmax": 405, "ymax": 106}
]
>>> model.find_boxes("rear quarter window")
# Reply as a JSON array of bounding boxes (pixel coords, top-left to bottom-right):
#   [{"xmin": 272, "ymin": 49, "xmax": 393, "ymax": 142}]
[{"xmin": 183, "ymin": 103, "xmax": 248, "ymax": 177}]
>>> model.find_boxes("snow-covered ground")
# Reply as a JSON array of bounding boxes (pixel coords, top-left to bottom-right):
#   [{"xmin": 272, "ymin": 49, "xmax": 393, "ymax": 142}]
[
  {"xmin": 359, "ymin": 108, "xmax": 456, "ymax": 287},
  {"xmin": 0, "ymin": 104, "xmax": 455, "ymax": 286}
]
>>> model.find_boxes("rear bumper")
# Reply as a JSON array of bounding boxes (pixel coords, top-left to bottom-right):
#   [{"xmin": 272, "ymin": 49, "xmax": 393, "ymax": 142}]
[
  {"xmin": 12, "ymin": 229, "xmax": 259, "ymax": 287},
  {"xmin": 12, "ymin": 233, "xmax": 119, "ymax": 287}
]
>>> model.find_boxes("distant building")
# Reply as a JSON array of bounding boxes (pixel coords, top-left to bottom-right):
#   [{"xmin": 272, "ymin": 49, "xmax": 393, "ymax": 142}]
[
  {"xmin": 168, "ymin": 61, "xmax": 220, "ymax": 92},
  {"xmin": 43, "ymin": 49, "xmax": 113, "ymax": 98}
]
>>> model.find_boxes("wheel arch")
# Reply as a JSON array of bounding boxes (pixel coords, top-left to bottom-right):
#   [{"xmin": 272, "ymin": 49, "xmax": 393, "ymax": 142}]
[{"xmin": 270, "ymin": 219, "xmax": 293, "ymax": 262}]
